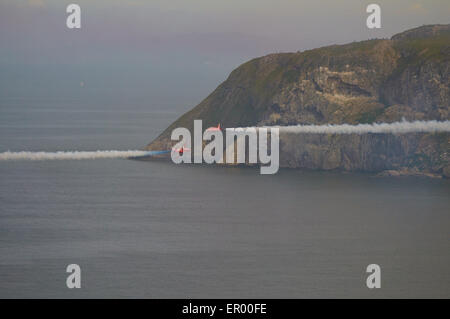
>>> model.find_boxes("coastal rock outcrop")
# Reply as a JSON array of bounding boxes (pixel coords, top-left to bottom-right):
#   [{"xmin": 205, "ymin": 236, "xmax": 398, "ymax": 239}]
[{"xmin": 147, "ymin": 25, "xmax": 450, "ymax": 177}]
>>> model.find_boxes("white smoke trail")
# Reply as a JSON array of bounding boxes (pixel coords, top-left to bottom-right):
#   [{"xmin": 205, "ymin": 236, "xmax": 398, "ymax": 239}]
[
  {"xmin": 0, "ymin": 150, "xmax": 150, "ymax": 161},
  {"xmin": 234, "ymin": 120, "xmax": 450, "ymax": 134},
  {"xmin": 2, "ymin": 121, "xmax": 448, "ymax": 161}
]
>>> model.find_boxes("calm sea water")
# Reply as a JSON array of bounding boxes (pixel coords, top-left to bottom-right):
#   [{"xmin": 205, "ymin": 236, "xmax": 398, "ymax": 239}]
[{"xmin": 0, "ymin": 98, "xmax": 449, "ymax": 298}]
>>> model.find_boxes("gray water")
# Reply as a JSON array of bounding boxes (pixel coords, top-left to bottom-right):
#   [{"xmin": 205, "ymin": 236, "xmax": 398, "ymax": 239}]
[{"xmin": 0, "ymin": 98, "xmax": 449, "ymax": 298}]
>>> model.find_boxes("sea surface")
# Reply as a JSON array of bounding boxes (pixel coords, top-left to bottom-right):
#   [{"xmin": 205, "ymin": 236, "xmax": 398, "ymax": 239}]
[{"xmin": 0, "ymin": 97, "xmax": 449, "ymax": 298}]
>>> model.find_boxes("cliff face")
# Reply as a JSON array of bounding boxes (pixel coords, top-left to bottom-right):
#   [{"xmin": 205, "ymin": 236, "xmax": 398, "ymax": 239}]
[
  {"xmin": 279, "ymin": 132, "xmax": 449, "ymax": 176},
  {"xmin": 147, "ymin": 25, "xmax": 450, "ymax": 177}
]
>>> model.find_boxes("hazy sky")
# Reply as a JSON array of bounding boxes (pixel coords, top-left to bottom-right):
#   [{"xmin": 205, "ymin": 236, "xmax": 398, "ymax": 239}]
[{"xmin": 0, "ymin": 0, "xmax": 449, "ymax": 106}]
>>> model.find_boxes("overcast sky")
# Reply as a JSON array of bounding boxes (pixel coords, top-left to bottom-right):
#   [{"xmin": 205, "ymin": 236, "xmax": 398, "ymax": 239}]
[{"xmin": 0, "ymin": 0, "xmax": 448, "ymax": 105}]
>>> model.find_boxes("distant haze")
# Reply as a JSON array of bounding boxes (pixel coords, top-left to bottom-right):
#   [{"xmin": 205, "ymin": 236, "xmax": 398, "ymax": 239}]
[{"xmin": 1, "ymin": 0, "xmax": 449, "ymax": 108}]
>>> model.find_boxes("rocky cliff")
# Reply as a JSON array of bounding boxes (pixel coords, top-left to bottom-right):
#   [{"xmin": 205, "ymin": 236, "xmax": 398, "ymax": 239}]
[{"xmin": 147, "ymin": 25, "xmax": 450, "ymax": 177}]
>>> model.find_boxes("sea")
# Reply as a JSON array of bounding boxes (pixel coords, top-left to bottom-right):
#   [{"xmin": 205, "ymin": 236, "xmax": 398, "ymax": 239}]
[{"xmin": 0, "ymin": 96, "xmax": 449, "ymax": 298}]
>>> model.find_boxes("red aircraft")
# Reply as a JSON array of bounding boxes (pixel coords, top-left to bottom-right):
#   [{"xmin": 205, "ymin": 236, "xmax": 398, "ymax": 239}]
[
  {"xmin": 172, "ymin": 145, "xmax": 191, "ymax": 156},
  {"xmin": 206, "ymin": 123, "xmax": 221, "ymax": 131}
]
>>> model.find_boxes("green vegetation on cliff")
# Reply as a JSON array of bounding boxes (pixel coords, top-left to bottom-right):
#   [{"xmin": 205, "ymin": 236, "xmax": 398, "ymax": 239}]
[{"xmin": 147, "ymin": 24, "xmax": 450, "ymax": 177}]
